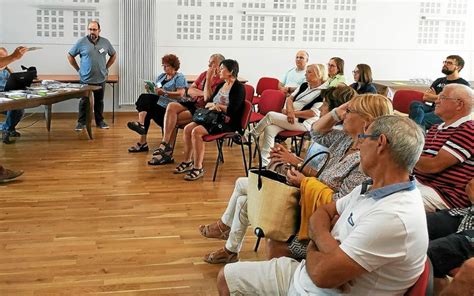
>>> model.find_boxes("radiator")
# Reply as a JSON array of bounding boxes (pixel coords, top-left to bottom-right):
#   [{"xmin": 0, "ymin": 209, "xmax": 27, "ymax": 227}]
[{"xmin": 118, "ymin": 0, "xmax": 158, "ymax": 106}]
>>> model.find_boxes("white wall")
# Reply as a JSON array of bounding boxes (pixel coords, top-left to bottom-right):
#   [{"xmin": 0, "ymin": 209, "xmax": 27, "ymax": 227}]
[
  {"xmin": 0, "ymin": 0, "xmax": 119, "ymax": 112},
  {"xmin": 1, "ymin": 0, "xmax": 473, "ymax": 113},
  {"xmin": 156, "ymin": 0, "xmax": 474, "ymax": 87}
]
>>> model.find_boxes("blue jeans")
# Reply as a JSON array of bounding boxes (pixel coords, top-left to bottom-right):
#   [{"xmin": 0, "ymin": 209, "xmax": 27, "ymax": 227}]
[
  {"xmin": 408, "ymin": 101, "xmax": 443, "ymax": 130},
  {"xmin": 1, "ymin": 109, "xmax": 25, "ymax": 133}
]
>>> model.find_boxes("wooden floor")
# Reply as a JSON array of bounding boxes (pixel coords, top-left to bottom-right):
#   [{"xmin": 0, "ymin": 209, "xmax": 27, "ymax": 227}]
[{"xmin": 0, "ymin": 113, "xmax": 267, "ymax": 296}]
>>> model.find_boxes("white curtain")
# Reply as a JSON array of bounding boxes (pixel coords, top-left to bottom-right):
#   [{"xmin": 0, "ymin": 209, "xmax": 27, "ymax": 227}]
[{"xmin": 118, "ymin": 0, "xmax": 158, "ymax": 105}]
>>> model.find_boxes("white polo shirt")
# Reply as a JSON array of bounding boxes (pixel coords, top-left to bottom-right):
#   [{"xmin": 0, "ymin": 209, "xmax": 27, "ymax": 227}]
[{"xmin": 290, "ymin": 179, "xmax": 429, "ymax": 296}]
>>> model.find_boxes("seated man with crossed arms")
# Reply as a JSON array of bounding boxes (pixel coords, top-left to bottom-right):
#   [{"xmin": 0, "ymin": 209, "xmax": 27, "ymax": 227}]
[{"xmin": 217, "ymin": 115, "xmax": 428, "ymax": 296}]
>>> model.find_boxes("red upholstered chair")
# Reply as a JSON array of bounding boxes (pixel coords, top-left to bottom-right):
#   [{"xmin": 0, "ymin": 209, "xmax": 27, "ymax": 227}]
[
  {"xmin": 252, "ymin": 77, "xmax": 280, "ymax": 105},
  {"xmin": 249, "ymin": 89, "xmax": 286, "ymax": 125},
  {"xmin": 392, "ymin": 90, "xmax": 424, "ymax": 114},
  {"xmin": 276, "ymin": 130, "xmax": 308, "ymax": 156},
  {"xmin": 404, "ymin": 258, "xmax": 433, "ymax": 296},
  {"xmin": 202, "ymin": 100, "xmax": 253, "ymax": 181},
  {"xmin": 244, "ymin": 84, "xmax": 255, "ymax": 103}
]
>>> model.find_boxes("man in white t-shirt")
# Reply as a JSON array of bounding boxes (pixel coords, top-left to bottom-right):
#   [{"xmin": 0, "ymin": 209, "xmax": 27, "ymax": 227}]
[
  {"xmin": 217, "ymin": 115, "xmax": 429, "ymax": 296},
  {"xmin": 279, "ymin": 50, "xmax": 308, "ymax": 96}
]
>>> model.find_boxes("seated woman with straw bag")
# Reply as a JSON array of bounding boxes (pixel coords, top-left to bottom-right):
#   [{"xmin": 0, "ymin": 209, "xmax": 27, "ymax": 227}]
[
  {"xmin": 197, "ymin": 86, "xmax": 366, "ymax": 264},
  {"xmin": 266, "ymin": 93, "xmax": 394, "ymax": 260}
]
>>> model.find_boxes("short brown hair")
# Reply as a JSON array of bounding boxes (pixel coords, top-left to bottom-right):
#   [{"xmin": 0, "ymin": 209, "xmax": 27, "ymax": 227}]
[
  {"xmin": 162, "ymin": 54, "xmax": 181, "ymax": 71},
  {"xmin": 322, "ymin": 86, "xmax": 357, "ymax": 111},
  {"xmin": 446, "ymin": 55, "xmax": 464, "ymax": 71},
  {"xmin": 356, "ymin": 64, "xmax": 373, "ymax": 84}
]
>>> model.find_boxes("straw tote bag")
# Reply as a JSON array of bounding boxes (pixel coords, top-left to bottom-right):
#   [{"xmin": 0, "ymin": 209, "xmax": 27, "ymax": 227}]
[{"xmin": 247, "ymin": 134, "xmax": 330, "ymax": 246}]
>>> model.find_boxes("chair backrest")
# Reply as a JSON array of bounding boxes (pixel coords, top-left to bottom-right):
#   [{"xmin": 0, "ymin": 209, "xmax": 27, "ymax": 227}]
[
  {"xmin": 244, "ymin": 84, "xmax": 255, "ymax": 102},
  {"xmin": 392, "ymin": 90, "xmax": 424, "ymax": 114},
  {"xmin": 258, "ymin": 89, "xmax": 286, "ymax": 115},
  {"xmin": 256, "ymin": 77, "xmax": 280, "ymax": 96},
  {"xmin": 404, "ymin": 258, "xmax": 433, "ymax": 296},
  {"xmin": 241, "ymin": 100, "xmax": 253, "ymax": 129}
]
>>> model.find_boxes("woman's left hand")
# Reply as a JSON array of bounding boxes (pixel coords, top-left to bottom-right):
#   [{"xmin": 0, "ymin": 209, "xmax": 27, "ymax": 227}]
[
  {"xmin": 287, "ymin": 111, "xmax": 296, "ymax": 124},
  {"xmin": 286, "ymin": 167, "xmax": 305, "ymax": 187},
  {"xmin": 270, "ymin": 143, "xmax": 299, "ymax": 165}
]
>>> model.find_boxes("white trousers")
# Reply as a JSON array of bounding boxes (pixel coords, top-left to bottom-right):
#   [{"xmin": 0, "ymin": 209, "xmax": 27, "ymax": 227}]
[
  {"xmin": 416, "ymin": 179, "xmax": 449, "ymax": 212},
  {"xmin": 221, "ymin": 177, "xmax": 249, "ymax": 253},
  {"xmin": 252, "ymin": 112, "xmax": 307, "ymax": 166}
]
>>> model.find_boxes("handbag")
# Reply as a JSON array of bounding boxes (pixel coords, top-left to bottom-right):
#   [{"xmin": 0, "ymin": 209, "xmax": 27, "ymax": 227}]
[
  {"xmin": 157, "ymin": 95, "xmax": 190, "ymax": 108},
  {"xmin": 192, "ymin": 108, "xmax": 225, "ymax": 126},
  {"xmin": 247, "ymin": 134, "xmax": 330, "ymax": 250}
]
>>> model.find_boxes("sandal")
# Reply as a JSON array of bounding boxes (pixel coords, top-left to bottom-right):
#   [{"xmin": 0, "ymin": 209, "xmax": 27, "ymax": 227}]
[
  {"xmin": 153, "ymin": 141, "xmax": 173, "ymax": 156},
  {"xmin": 199, "ymin": 220, "xmax": 230, "ymax": 240},
  {"xmin": 127, "ymin": 121, "xmax": 146, "ymax": 135},
  {"xmin": 173, "ymin": 161, "xmax": 194, "ymax": 174},
  {"xmin": 184, "ymin": 167, "xmax": 204, "ymax": 181},
  {"xmin": 148, "ymin": 154, "xmax": 174, "ymax": 165},
  {"xmin": 203, "ymin": 248, "xmax": 239, "ymax": 264},
  {"xmin": 128, "ymin": 142, "xmax": 149, "ymax": 153}
]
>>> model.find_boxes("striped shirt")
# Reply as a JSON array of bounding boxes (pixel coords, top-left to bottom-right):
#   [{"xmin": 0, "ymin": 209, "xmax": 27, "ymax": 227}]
[{"xmin": 415, "ymin": 116, "xmax": 474, "ymax": 208}]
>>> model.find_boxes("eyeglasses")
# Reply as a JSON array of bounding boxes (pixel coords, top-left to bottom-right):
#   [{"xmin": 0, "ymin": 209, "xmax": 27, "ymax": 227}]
[
  {"xmin": 438, "ymin": 95, "xmax": 460, "ymax": 102},
  {"xmin": 352, "ymin": 70, "xmax": 359, "ymax": 74},
  {"xmin": 327, "ymin": 64, "xmax": 337, "ymax": 68},
  {"xmin": 346, "ymin": 107, "xmax": 356, "ymax": 114},
  {"xmin": 296, "ymin": 56, "xmax": 306, "ymax": 60},
  {"xmin": 358, "ymin": 133, "xmax": 391, "ymax": 144},
  {"xmin": 88, "ymin": 28, "xmax": 99, "ymax": 31},
  {"xmin": 443, "ymin": 60, "xmax": 457, "ymax": 66},
  {"xmin": 358, "ymin": 133, "xmax": 380, "ymax": 140}
]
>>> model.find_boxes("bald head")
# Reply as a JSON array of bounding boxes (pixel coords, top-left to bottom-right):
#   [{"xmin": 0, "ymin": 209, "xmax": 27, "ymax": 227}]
[
  {"xmin": 295, "ymin": 50, "xmax": 309, "ymax": 70},
  {"xmin": 435, "ymin": 84, "xmax": 474, "ymax": 123},
  {"xmin": 445, "ymin": 84, "xmax": 473, "ymax": 111}
]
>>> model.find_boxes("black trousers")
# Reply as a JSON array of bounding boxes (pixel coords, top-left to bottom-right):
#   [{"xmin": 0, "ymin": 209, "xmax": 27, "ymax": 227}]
[
  {"xmin": 427, "ymin": 210, "xmax": 474, "ymax": 277},
  {"xmin": 78, "ymin": 82, "xmax": 106, "ymax": 125},
  {"xmin": 135, "ymin": 93, "xmax": 166, "ymax": 133}
]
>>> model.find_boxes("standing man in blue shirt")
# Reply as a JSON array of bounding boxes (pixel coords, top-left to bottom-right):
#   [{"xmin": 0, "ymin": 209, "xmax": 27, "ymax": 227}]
[{"xmin": 67, "ymin": 21, "xmax": 116, "ymax": 130}]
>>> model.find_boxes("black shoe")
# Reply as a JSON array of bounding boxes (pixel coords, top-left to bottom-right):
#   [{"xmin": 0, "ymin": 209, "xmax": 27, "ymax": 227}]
[
  {"xmin": 97, "ymin": 121, "xmax": 109, "ymax": 129},
  {"xmin": 2, "ymin": 131, "xmax": 14, "ymax": 144},
  {"xmin": 233, "ymin": 134, "xmax": 251, "ymax": 145},
  {"xmin": 75, "ymin": 122, "xmax": 85, "ymax": 131},
  {"xmin": 9, "ymin": 130, "xmax": 21, "ymax": 137},
  {"xmin": 127, "ymin": 121, "xmax": 146, "ymax": 135}
]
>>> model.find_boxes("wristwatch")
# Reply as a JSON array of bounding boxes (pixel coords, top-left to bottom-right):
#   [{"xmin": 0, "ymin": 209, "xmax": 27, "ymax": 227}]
[{"xmin": 296, "ymin": 162, "xmax": 304, "ymax": 171}]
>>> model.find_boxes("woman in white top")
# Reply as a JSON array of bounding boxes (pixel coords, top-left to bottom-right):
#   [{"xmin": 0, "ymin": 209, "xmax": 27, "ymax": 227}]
[{"xmin": 250, "ymin": 63, "xmax": 328, "ymax": 166}]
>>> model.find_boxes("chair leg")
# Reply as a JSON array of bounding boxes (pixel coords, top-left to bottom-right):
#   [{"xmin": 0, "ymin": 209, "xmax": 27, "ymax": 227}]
[
  {"xmin": 297, "ymin": 136, "xmax": 305, "ymax": 156},
  {"xmin": 219, "ymin": 140, "xmax": 225, "ymax": 163},
  {"xmin": 171, "ymin": 127, "xmax": 179, "ymax": 151},
  {"xmin": 240, "ymin": 136, "xmax": 248, "ymax": 176},
  {"xmin": 212, "ymin": 140, "xmax": 223, "ymax": 182}
]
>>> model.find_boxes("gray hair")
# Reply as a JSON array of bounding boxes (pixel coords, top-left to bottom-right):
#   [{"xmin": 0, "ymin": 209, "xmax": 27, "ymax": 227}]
[
  {"xmin": 370, "ymin": 115, "xmax": 425, "ymax": 172},
  {"xmin": 210, "ymin": 53, "xmax": 225, "ymax": 63}
]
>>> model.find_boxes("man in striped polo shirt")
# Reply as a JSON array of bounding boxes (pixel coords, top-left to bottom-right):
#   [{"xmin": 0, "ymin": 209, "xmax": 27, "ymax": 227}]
[{"xmin": 414, "ymin": 83, "xmax": 474, "ymax": 212}]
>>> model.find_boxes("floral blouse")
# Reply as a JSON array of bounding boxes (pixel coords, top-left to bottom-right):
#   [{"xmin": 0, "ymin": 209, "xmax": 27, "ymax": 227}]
[{"xmin": 310, "ymin": 128, "xmax": 369, "ymax": 200}]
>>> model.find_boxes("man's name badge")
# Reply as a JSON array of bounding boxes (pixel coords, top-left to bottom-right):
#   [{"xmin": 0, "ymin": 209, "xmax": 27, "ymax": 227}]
[{"xmin": 99, "ymin": 48, "xmax": 105, "ymax": 54}]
